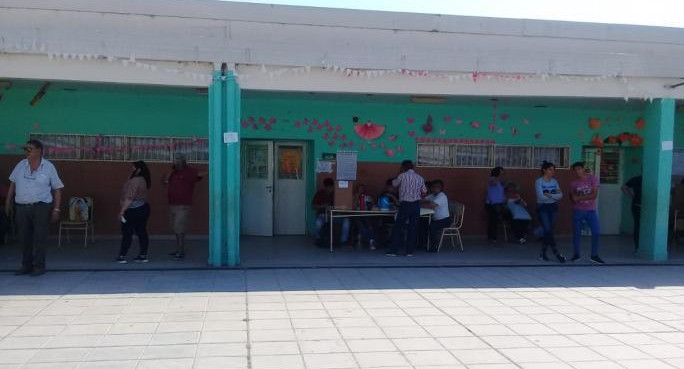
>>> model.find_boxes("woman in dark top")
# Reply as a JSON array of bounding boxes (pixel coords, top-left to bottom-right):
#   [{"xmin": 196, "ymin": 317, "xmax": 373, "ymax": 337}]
[{"xmin": 117, "ymin": 161, "xmax": 152, "ymax": 264}]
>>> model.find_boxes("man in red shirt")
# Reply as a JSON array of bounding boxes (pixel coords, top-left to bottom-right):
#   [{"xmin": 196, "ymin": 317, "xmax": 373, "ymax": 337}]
[{"xmin": 163, "ymin": 153, "xmax": 206, "ymax": 259}]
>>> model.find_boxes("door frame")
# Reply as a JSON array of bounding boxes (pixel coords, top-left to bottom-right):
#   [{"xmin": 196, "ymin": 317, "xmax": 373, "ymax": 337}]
[{"xmin": 240, "ymin": 139, "xmax": 313, "ymax": 237}]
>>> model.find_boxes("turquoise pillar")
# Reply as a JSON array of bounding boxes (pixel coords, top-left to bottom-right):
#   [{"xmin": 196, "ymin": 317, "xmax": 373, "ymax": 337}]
[
  {"xmin": 638, "ymin": 98, "xmax": 675, "ymax": 261},
  {"xmin": 208, "ymin": 69, "xmax": 241, "ymax": 267}
]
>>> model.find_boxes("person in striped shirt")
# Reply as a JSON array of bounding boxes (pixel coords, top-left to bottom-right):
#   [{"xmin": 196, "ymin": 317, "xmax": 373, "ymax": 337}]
[{"xmin": 386, "ymin": 160, "xmax": 427, "ymax": 257}]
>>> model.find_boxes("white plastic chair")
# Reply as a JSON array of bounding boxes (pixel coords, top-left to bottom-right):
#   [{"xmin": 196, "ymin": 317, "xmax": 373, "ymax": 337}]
[{"xmin": 438, "ymin": 201, "xmax": 465, "ymax": 252}]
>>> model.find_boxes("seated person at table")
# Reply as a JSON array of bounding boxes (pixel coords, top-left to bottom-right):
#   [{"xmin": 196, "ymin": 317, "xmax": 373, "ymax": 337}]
[
  {"xmin": 353, "ymin": 183, "xmax": 376, "ymax": 249},
  {"xmin": 312, "ymin": 178, "xmax": 350, "ymax": 247},
  {"xmin": 377, "ymin": 179, "xmax": 399, "ymax": 210},
  {"xmin": 506, "ymin": 182, "xmax": 532, "ymax": 244},
  {"xmin": 421, "ymin": 180, "xmax": 451, "ymax": 252}
]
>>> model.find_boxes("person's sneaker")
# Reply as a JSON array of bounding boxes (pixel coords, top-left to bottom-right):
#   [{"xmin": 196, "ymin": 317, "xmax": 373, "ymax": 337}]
[
  {"xmin": 133, "ymin": 255, "xmax": 149, "ymax": 263},
  {"xmin": 519, "ymin": 238, "xmax": 527, "ymax": 245},
  {"xmin": 538, "ymin": 254, "xmax": 549, "ymax": 261},
  {"xmin": 556, "ymin": 253, "xmax": 566, "ymax": 263},
  {"xmin": 405, "ymin": 253, "xmax": 414, "ymax": 257},
  {"xmin": 570, "ymin": 254, "xmax": 580, "ymax": 262},
  {"xmin": 590, "ymin": 255, "xmax": 605, "ymax": 265},
  {"xmin": 116, "ymin": 256, "xmax": 127, "ymax": 264},
  {"xmin": 385, "ymin": 252, "xmax": 398, "ymax": 257}
]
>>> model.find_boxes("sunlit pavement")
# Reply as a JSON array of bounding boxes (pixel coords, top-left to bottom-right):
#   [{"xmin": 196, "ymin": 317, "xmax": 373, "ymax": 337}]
[{"xmin": 1, "ymin": 266, "xmax": 684, "ymax": 368}]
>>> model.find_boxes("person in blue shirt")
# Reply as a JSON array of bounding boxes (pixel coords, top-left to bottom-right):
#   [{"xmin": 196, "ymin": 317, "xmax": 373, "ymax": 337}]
[
  {"xmin": 485, "ymin": 166, "xmax": 506, "ymax": 243},
  {"xmin": 534, "ymin": 162, "xmax": 565, "ymax": 263},
  {"xmin": 5, "ymin": 140, "xmax": 64, "ymax": 276}
]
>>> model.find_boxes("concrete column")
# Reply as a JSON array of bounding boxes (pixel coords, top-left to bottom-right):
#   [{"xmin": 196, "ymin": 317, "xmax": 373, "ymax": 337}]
[
  {"xmin": 638, "ymin": 98, "xmax": 675, "ymax": 261},
  {"xmin": 208, "ymin": 70, "xmax": 241, "ymax": 267}
]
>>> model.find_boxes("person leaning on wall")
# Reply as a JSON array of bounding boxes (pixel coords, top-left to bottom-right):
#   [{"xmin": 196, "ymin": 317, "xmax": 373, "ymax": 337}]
[{"xmin": 5, "ymin": 140, "xmax": 64, "ymax": 276}]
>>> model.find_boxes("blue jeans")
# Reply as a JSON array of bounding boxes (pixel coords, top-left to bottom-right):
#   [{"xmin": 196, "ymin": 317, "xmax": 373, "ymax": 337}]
[
  {"xmin": 390, "ymin": 200, "xmax": 421, "ymax": 254},
  {"xmin": 537, "ymin": 203, "xmax": 558, "ymax": 248},
  {"xmin": 315, "ymin": 214, "xmax": 350, "ymax": 243},
  {"xmin": 572, "ymin": 209, "xmax": 600, "ymax": 256}
]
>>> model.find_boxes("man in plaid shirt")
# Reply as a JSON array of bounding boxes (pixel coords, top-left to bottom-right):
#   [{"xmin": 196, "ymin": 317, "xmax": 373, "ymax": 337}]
[{"xmin": 386, "ymin": 160, "xmax": 426, "ymax": 257}]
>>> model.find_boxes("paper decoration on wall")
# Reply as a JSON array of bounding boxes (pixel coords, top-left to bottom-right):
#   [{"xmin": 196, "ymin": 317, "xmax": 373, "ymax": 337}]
[
  {"xmin": 522, "ymin": 118, "xmax": 530, "ymax": 125},
  {"xmin": 443, "ymin": 116, "xmax": 452, "ymax": 122},
  {"xmin": 488, "ymin": 123, "xmax": 496, "ymax": 132},
  {"xmin": 601, "ymin": 132, "xmax": 644, "ymax": 147},
  {"xmin": 588, "ymin": 117, "xmax": 601, "ymax": 130},
  {"xmin": 359, "ymin": 144, "xmax": 366, "ymax": 150},
  {"xmin": 33, "ymin": 122, "xmax": 41, "ymax": 130},
  {"xmin": 388, "ymin": 135, "xmax": 397, "ymax": 142},
  {"xmin": 456, "ymin": 119, "xmax": 463, "ymax": 125},
  {"xmin": 385, "ymin": 149, "xmax": 395, "ymax": 157},
  {"xmin": 408, "ymin": 131, "xmax": 416, "ymax": 137},
  {"xmin": 591, "ymin": 134, "xmax": 604, "ymax": 147},
  {"xmin": 422, "ymin": 115, "xmax": 434, "ymax": 134},
  {"xmin": 500, "ymin": 113, "xmax": 510, "ymax": 120},
  {"xmin": 438, "ymin": 129, "xmax": 446, "ymax": 135},
  {"xmin": 470, "ymin": 121, "xmax": 480, "ymax": 129},
  {"xmin": 635, "ymin": 117, "xmax": 645, "ymax": 130},
  {"xmin": 407, "ymin": 118, "xmax": 415, "ymax": 124}
]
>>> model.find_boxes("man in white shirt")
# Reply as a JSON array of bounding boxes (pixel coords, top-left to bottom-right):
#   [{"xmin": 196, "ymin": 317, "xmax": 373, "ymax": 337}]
[
  {"xmin": 421, "ymin": 180, "xmax": 451, "ymax": 252},
  {"xmin": 5, "ymin": 140, "xmax": 64, "ymax": 276},
  {"xmin": 386, "ymin": 160, "xmax": 426, "ymax": 256}
]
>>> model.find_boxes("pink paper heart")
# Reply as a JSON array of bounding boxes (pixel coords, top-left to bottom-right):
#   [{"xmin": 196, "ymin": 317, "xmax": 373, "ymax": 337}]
[
  {"xmin": 443, "ymin": 116, "xmax": 452, "ymax": 122},
  {"xmin": 322, "ymin": 133, "xmax": 329, "ymax": 139},
  {"xmin": 317, "ymin": 125, "xmax": 323, "ymax": 130},
  {"xmin": 380, "ymin": 143, "xmax": 386, "ymax": 149},
  {"xmin": 471, "ymin": 122, "xmax": 480, "ymax": 129},
  {"xmin": 241, "ymin": 120, "xmax": 249, "ymax": 128},
  {"xmin": 360, "ymin": 144, "xmax": 366, "ymax": 150},
  {"xmin": 408, "ymin": 131, "xmax": 416, "ymax": 137},
  {"xmin": 258, "ymin": 117, "xmax": 265, "ymax": 124},
  {"xmin": 248, "ymin": 116, "xmax": 255, "ymax": 122},
  {"xmin": 341, "ymin": 134, "xmax": 347, "ymax": 141},
  {"xmin": 307, "ymin": 126, "xmax": 314, "ymax": 133},
  {"xmin": 407, "ymin": 118, "xmax": 415, "ymax": 124},
  {"xmin": 388, "ymin": 135, "xmax": 397, "ymax": 142},
  {"xmin": 500, "ymin": 113, "xmax": 510, "ymax": 120},
  {"xmin": 371, "ymin": 143, "xmax": 378, "ymax": 149},
  {"xmin": 328, "ymin": 140, "xmax": 335, "ymax": 146},
  {"xmin": 348, "ymin": 140, "xmax": 354, "ymax": 147},
  {"xmin": 385, "ymin": 149, "xmax": 395, "ymax": 157},
  {"xmin": 295, "ymin": 121, "xmax": 302, "ymax": 128},
  {"xmin": 269, "ymin": 117, "xmax": 276, "ymax": 124},
  {"xmin": 264, "ymin": 124, "xmax": 272, "ymax": 131},
  {"xmin": 335, "ymin": 125, "xmax": 342, "ymax": 132}
]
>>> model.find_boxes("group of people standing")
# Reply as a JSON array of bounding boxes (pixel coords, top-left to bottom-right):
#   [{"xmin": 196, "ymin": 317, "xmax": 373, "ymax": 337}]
[
  {"xmin": 4, "ymin": 139, "xmax": 205, "ymax": 275},
  {"xmin": 487, "ymin": 161, "xmax": 606, "ymax": 264}
]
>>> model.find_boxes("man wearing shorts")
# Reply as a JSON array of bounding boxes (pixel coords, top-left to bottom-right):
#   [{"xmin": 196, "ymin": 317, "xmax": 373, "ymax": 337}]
[{"xmin": 163, "ymin": 153, "xmax": 206, "ymax": 259}]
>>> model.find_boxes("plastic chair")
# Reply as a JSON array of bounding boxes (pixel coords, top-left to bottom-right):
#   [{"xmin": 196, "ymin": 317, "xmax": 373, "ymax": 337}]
[
  {"xmin": 58, "ymin": 197, "xmax": 95, "ymax": 248},
  {"xmin": 438, "ymin": 201, "xmax": 465, "ymax": 252}
]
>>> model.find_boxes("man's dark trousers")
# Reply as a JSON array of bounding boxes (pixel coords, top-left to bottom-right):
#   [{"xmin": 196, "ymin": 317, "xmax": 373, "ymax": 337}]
[
  {"xmin": 15, "ymin": 202, "xmax": 52, "ymax": 271},
  {"xmin": 389, "ymin": 200, "xmax": 421, "ymax": 254}
]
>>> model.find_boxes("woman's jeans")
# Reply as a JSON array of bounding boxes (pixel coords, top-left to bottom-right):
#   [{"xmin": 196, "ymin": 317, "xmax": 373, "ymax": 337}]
[
  {"xmin": 572, "ymin": 209, "xmax": 600, "ymax": 257},
  {"xmin": 537, "ymin": 203, "xmax": 560, "ymax": 254},
  {"xmin": 119, "ymin": 203, "xmax": 150, "ymax": 257}
]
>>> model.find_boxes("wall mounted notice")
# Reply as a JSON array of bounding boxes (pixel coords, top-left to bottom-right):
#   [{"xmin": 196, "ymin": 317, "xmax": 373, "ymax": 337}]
[
  {"xmin": 316, "ymin": 160, "xmax": 333, "ymax": 173},
  {"xmin": 336, "ymin": 151, "xmax": 357, "ymax": 181}
]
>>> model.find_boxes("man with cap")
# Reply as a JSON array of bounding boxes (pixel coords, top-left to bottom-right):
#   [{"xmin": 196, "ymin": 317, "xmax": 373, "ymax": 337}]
[{"xmin": 163, "ymin": 153, "xmax": 207, "ymax": 259}]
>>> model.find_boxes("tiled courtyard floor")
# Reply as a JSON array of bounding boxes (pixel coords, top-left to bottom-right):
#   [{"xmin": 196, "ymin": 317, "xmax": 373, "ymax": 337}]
[{"xmin": 1, "ymin": 266, "xmax": 684, "ymax": 368}]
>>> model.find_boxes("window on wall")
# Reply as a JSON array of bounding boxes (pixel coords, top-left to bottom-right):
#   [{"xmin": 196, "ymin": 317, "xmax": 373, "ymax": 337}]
[
  {"xmin": 29, "ymin": 133, "xmax": 209, "ymax": 163},
  {"xmin": 416, "ymin": 143, "xmax": 569, "ymax": 169}
]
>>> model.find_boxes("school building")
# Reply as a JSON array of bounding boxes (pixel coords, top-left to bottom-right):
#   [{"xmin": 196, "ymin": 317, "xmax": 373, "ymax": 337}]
[{"xmin": 1, "ymin": 0, "xmax": 683, "ymax": 266}]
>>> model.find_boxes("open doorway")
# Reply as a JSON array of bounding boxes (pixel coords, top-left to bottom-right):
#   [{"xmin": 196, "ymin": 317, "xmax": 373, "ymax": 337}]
[{"xmin": 241, "ymin": 140, "xmax": 308, "ymax": 236}]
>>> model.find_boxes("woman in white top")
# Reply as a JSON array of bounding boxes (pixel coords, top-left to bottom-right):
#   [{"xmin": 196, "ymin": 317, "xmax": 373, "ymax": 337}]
[
  {"xmin": 421, "ymin": 180, "xmax": 451, "ymax": 252},
  {"xmin": 534, "ymin": 162, "xmax": 566, "ymax": 263}
]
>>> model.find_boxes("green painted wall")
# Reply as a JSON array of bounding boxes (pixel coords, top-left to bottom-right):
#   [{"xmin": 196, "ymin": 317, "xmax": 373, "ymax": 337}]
[
  {"xmin": 240, "ymin": 95, "xmax": 669, "ymax": 164},
  {"xmin": 0, "ymin": 81, "xmax": 207, "ymax": 153}
]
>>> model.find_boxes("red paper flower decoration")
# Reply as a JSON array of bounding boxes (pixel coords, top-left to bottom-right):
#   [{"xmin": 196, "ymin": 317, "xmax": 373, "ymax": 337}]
[
  {"xmin": 635, "ymin": 117, "xmax": 645, "ymax": 130},
  {"xmin": 354, "ymin": 122, "xmax": 385, "ymax": 140},
  {"xmin": 630, "ymin": 134, "xmax": 644, "ymax": 147},
  {"xmin": 591, "ymin": 134, "xmax": 604, "ymax": 147},
  {"xmin": 588, "ymin": 117, "xmax": 601, "ymax": 130},
  {"xmin": 422, "ymin": 115, "xmax": 434, "ymax": 134}
]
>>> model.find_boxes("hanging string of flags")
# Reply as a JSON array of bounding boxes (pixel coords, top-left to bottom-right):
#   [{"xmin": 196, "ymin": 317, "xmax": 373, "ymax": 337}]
[{"xmin": 0, "ymin": 37, "xmax": 664, "ymax": 101}]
